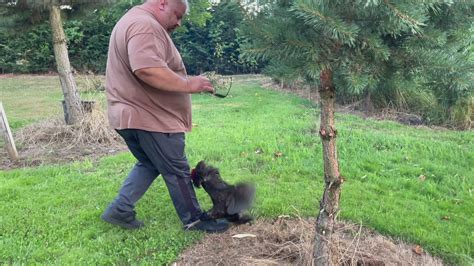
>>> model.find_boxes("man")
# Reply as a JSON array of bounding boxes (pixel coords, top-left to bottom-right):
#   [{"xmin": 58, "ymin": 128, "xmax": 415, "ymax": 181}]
[{"xmin": 101, "ymin": 0, "xmax": 229, "ymax": 233}]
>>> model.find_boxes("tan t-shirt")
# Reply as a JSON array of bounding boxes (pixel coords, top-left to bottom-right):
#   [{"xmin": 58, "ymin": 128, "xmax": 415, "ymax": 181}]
[{"xmin": 105, "ymin": 6, "xmax": 191, "ymax": 133}]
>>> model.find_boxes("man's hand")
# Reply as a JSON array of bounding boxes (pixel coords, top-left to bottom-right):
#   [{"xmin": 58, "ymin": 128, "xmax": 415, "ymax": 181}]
[{"xmin": 187, "ymin": 76, "xmax": 214, "ymax": 94}]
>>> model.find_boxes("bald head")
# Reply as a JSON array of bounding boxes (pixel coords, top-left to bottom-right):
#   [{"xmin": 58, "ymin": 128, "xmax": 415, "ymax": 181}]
[
  {"xmin": 146, "ymin": 0, "xmax": 189, "ymax": 14},
  {"xmin": 143, "ymin": 0, "xmax": 188, "ymax": 33}
]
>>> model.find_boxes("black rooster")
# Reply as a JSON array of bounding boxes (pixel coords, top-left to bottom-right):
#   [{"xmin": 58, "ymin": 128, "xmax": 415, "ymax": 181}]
[{"xmin": 190, "ymin": 161, "xmax": 255, "ymax": 224}]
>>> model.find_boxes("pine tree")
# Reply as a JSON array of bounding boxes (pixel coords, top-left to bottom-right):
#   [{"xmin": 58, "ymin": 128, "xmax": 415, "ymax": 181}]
[
  {"xmin": 0, "ymin": 0, "xmax": 115, "ymax": 125},
  {"xmin": 241, "ymin": 0, "xmax": 473, "ymax": 264}
]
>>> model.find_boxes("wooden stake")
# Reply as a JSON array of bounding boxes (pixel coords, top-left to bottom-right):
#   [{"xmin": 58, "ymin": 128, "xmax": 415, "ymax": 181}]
[{"xmin": 0, "ymin": 102, "xmax": 19, "ymax": 161}]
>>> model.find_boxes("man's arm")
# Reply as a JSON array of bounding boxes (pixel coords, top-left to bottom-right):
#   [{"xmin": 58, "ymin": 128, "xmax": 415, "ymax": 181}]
[{"xmin": 135, "ymin": 67, "xmax": 214, "ymax": 94}]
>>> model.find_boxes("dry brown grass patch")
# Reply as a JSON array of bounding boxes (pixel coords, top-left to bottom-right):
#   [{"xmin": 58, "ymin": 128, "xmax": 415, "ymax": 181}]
[
  {"xmin": 1, "ymin": 107, "xmax": 126, "ymax": 169},
  {"xmin": 175, "ymin": 216, "xmax": 443, "ymax": 265}
]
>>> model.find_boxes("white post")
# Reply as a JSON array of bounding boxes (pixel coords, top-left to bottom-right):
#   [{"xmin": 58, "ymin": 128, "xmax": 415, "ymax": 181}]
[{"xmin": 0, "ymin": 102, "xmax": 19, "ymax": 161}]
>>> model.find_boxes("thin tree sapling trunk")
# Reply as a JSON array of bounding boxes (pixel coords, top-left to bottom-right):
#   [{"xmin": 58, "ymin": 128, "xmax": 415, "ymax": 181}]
[
  {"xmin": 313, "ymin": 69, "xmax": 344, "ymax": 265},
  {"xmin": 49, "ymin": 5, "xmax": 83, "ymax": 125}
]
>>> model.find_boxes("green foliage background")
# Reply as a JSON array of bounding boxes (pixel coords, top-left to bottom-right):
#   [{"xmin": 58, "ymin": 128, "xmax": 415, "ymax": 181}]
[{"xmin": 0, "ymin": 0, "xmax": 261, "ymax": 74}]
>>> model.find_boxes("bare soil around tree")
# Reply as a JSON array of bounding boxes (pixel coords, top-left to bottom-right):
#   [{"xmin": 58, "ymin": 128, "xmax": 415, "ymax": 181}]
[{"xmin": 175, "ymin": 216, "xmax": 443, "ymax": 265}]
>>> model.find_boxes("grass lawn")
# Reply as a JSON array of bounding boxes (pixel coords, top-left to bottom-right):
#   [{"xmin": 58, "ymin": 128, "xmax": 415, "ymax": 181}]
[{"xmin": 0, "ymin": 75, "xmax": 473, "ymax": 264}]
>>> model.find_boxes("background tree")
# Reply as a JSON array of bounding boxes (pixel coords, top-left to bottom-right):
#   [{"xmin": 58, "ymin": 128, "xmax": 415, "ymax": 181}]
[
  {"xmin": 174, "ymin": 0, "xmax": 263, "ymax": 75},
  {"xmin": 241, "ymin": 0, "xmax": 473, "ymax": 264},
  {"xmin": 0, "ymin": 0, "xmax": 116, "ymax": 125},
  {"xmin": 207, "ymin": 0, "xmax": 256, "ymax": 74}
]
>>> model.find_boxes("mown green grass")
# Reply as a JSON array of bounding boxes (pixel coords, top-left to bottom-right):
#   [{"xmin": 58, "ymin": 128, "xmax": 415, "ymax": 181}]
[
  {"xmin": 0, "ymin": 75, "xmax": 473, "ymax": 264},
  {"xmin": 0, "ymin": 75, "xmax": 105, "ymax": 130},
  {"xmin": 0, "ymin": 75, "xmax": 63, "ymax": 129}
]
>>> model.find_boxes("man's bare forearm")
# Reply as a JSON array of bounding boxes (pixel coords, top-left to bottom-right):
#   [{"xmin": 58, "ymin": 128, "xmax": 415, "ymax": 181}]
[
  {"xmin": 134, "ymin": 67, "xmax": 214, "ymax": 93},
  {"xmin": 134, "ymin": 67, "xmax": 188, "ymax": 92}
]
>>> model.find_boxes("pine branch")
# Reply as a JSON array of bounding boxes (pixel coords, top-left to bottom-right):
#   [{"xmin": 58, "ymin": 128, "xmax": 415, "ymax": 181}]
[
  {"xmin": 383, "ymin": 0, "xmax": 426, "ymax": 33},
  {"xmin": 291, "ymin": 1, "xmax": 359, "ymax": 46}
]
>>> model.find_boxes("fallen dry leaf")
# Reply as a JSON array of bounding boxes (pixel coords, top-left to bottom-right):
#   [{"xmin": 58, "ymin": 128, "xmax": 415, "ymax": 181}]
[
  {"xmin": 412, "ymin": 245, "xmax": 424, "ymax": 255},
  {"xmin": 232, "ymin": 233, "xmax": 257, "ymax": 239},
  {"xmin": 274, "ymin": 151, "xmax": 283, "ymax": 157}
]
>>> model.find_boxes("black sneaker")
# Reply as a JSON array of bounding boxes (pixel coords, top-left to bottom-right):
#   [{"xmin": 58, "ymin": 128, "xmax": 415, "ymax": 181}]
[
  {"xmin": 101, "ymin": 206, "xmax": 144, "ymax": 230},
  {"xmin": 185, "ymin": 219, "xmax": 229, "ymax": 233}
]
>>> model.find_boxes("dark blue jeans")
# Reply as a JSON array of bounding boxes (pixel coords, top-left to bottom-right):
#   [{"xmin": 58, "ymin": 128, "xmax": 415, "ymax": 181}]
[{"xmin": 105, "ymin": 129, "xmax": 202, "ymax": 224}]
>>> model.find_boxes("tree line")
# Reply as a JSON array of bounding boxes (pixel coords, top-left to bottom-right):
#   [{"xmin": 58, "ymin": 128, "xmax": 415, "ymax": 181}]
[{"xmin": 0, "ymin": 0, "xmax": 261, "ymax": 75}]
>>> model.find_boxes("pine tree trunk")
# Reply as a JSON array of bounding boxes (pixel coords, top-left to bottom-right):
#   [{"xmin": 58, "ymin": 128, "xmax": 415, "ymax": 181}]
[
  {"xmin": 49, "ymin": 5, "xmax": 83, "ymax": 125},
  {"xmin": 364, "ymin": 90, "xmax": 374, "ymax": 114},
  {"xmin": 313, "ymin": 69, "xmax": 344, "ymax": 265}
]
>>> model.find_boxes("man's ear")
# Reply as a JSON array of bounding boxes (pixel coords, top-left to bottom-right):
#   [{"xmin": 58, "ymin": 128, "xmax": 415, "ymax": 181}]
[{"xmin": 158, "ymin": 0, "xmax": 167, "ymax": 11}]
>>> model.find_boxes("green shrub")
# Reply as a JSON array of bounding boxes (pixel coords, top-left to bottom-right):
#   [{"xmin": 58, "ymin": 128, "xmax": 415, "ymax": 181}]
[
  {"xmin": 449, "ymin": 96, "xmax": 473, "ymax": 130},
  {"xmin": 0, "ymin": 24, "xmax": 54, "ymax": 73}
]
